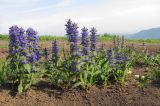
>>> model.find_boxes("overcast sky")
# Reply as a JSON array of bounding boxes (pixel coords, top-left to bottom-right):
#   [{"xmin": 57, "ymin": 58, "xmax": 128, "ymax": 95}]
[{"xmin": 0, "ymin": 0, "xmax": 160, "ymax": 35}]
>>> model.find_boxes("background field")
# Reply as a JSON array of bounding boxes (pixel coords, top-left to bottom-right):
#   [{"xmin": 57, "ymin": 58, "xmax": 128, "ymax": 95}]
[
  {"xmin": 1, "ymin": 34, "xmax": 160, "ymax": 43},
  {"xmin": 0, "ymin": 34, "xmax": 159, "ymax": 59}
]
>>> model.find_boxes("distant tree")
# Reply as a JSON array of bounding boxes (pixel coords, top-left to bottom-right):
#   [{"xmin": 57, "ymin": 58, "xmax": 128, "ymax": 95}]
[{"xmin": 103, "ymin": 33, "xmax": 111, "ymax": 37}]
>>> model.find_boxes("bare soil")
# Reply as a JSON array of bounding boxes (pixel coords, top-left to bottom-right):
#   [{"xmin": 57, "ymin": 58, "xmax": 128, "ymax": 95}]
[
  {"xmin": 0, "ymin": 41, "xmax": 8, "ymax": 59},
  {"xmin": 0, "ymin": 66, "xmax": 160, "ymax": 106}
]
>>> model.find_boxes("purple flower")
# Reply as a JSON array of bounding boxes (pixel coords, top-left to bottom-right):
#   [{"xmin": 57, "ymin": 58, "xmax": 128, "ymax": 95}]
[
  {"xmin": 75, "ymin": 52, "xmax": 81, "ymax": 58},
  {"xmin": 65, "ymin": 19, "xmax": 79, "ymax": 43},
  {"xmin": 10, "ymin": 50, "xmax": 16, "ymax": 55},
  {"xmin": 9, "ymin": 26, "xmax": 29, "ymax": 67},
  {"xmin": 81, "ymin": 27, "xmax": 89, "ymax": 46},
  {"xmin": 20, "ymin": 51, "xmax": 28, "ymax": 56},
  {"xmin": 70, "ymin": 23, "xmax": 79, "ymax": 43},
  {"xmin": 30, "ymin": 54, "xmax": 37, "ymax": 63},
  {"xmin": 9, "ymin": 25, "xmax": 39, "ymax": 74},
  {"xmin": 26, "ymin": 28, "xmax": 38, "ymax": 40},
  {"xmin": 65, "ymin": 19, "xmax": 73, "ymax": 41},
  {"xmin": 81, "ymin": 27, "xmax": 89, "ymax": 55},
  {"xmin": 44, "ymin": 48, "xmax": 49, "ymax": 61},
  {"xmin": 9, "ymin": 25, "xmax": 20, "ymax": 47},
  {"xmin": 18, "ymin": 28, "xmax": 27, "ymax": 45},
  {"xmin": 116, "ymin": 52, "xmax": 124, "ymax": 65},
  {"xmin": 35, "ymin": 50, "xmax": 40, "ymax": 61},
  {"xmin": 70, "ymin": 43, "xmax": 79, "ymax": 55},
  {"xmin": 21, "ymin": 60, "xmax": 28, "ymax": 64},
  {"xmin": 126, "ymin": 53, "xmax": 130, "ymax": 62},
  {"xmin": 26, "ymin": 28, "xmax": 39, "ymax": 64},
  {"xmin": 71, "ymin": 61, "xmax": 79, "ymax": 72},
  {"xmin": 108, "ymin": 48, "xmax": 114, "ymax": 67},
  {"xmin": 52, "ymin": 40, "xmax": 59, "ymax": 58},
  {"xmin": 116, "ymin": 52, "xmax": 124, "ymax": 61},
  {"xmin": 9, "ymin": 25, "xmax": 26, "ymax": 55},
  {"xmin": 82, "ymin": 46, "xmax": 89, "ymax": 55},
  {"xmin": 29, "ymin": 50, "xmax": 40, "ymax": 63},
  {"xmin": 90, "ymin": 27, "xmax": 97, "ymax": 51},
  {"xmin": 26, "ymin": 28, "xmax": 39, "ymax": 49},
  {"xmin": 121, "ymin": 35, "xmax": 124, "ymax": 48},
  {"xmin": 65, "ymin": 19, "xmax": 80, "ymax": 57}
]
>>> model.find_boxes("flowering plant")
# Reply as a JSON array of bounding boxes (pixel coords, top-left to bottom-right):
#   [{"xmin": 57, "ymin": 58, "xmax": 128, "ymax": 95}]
[{"xmin": 7, "ymin": 26, "xmax": 40, "ymax": 93}]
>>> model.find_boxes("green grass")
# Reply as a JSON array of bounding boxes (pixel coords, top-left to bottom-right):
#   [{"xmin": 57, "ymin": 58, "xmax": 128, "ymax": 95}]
[
  {"xmin": 0, "ymin": 45, "xmax": 8, "ymax": 49},
  {"xmin": 39, "ymin": 35, "xmax": 67, "ymax": 41},
  {"xmin": 0, "ymin": 34, "xmax": 9, "ymax": 40},
  {"xmin": 0, "ymin": 34, "xmax": 67, "ymax": 41},
  {"xmin": 127, "ymin": 39, "xmax": 160, "ymax": 44},
  {"xmin": 97, "ymin": 33, "xmax": 114, "ymax": 41},
  {"xmin": 0, "ymin": 34, "xmax": 160, "ymax": 44}
]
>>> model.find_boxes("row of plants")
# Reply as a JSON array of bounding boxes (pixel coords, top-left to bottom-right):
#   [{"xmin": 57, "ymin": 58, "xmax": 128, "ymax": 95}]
[{"xmin": 0, "ymin": 19, "xmax": 159, "ymax": 94}]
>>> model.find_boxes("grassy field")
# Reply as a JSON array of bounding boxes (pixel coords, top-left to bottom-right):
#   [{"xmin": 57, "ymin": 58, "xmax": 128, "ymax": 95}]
[
  {"xmin": 0, "ymin": 34, "xmax": 160, "ymax": 43},
  {"xmin": 127, "ymin": 39, "xmax": 160, "ymax": 44}
]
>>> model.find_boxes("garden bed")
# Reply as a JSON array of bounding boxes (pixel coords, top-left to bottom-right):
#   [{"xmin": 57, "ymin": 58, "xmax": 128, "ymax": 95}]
[{"xmin": 0, "ymin": 66, "xmax": 160, "ymax": 106}]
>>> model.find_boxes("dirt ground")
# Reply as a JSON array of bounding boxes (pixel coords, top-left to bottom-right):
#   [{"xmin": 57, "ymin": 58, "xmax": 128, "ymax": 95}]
[
  {"xmin": 0, "ymin": 66, "xmax": 160, "ymax": 106},
  {"xmin": 0, "ymin": 41, "xmax": 8, "ymax": 59}
]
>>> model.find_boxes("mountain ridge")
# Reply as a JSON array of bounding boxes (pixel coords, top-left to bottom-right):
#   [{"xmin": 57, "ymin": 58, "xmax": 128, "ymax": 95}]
[{"xmin": 127, "ymin": 28, "xmax": 160, "ymax": 39}]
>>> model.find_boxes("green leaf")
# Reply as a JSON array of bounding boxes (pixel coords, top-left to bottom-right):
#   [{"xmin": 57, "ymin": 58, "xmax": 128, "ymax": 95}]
[
  {"xmin": 93, "ymin": 70, "xmax": 101, "ymax": 76},
  {"xmin": 18, "ymin": 81, "xmax": 23, "ymax": 94},
  {"xmin": 101, "ymin": 60, "xmax": 108, "ymax": 68},
  {"xmin": 24, "ymin": 64, "xmax": 31, "ymax": 72},
  {"xmin": 24, "ymin": 83, "xmax": 32, "ymax": 91},
  {"xmin": 72, "ymin": 82, "xmax": 82, "ymax": 88},
  {"xmin": 100, "ymin": 74, "xmax": 105, "ymax": 79}
]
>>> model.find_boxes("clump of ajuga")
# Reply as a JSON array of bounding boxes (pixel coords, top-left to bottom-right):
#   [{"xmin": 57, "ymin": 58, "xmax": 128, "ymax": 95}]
[
  {"xmin": 52, "ymin": 40, "xmax": 59, "ymax": 61},
  {"xmin": 79, "ymin": 27, "xmax": 100, "ymax": 88},
  {"xmin": 45, "ymin": 19, "xmax": 133, "ymax": 89},
  {"xmin": 66, "ymin": 20, "xmax": 80, "ymax": 73},
  {"xmin": 46, "ymin": 19, "xmax": 101, "ymax": 88},
  {"xmin": 44, "ymin": 40, "xmax": 65, "ymax": 87},
  {"xmin": 65, "ymin": 20, "xmax": 82, "ymax": 87},
  {"xmin": 46, "ymin": 19, "xmax": 82, "ymax": 88},
  {"xmin": 7, "ymin": 25, "xmax": 40, "ymax": 93},
  {"xmin": 106, "ymin": 35, "xmax": 132, "ymax": 84},
  {"xmin": 3, "ymin": 19, "xmax": 158, "ymax": 93}
]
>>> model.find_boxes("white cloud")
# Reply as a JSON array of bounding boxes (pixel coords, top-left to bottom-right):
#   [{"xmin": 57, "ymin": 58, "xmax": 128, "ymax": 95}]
[
  {"xmin": 0, "ymin": 0, "xmax": 160, "ymax": 35},
  {"xmin": 55, "ymin": 0, "xmax": 74, "ymax": 7},
  {"xmin": 22, "ymin": 0, "xmax": 74, "ymax": 13},
  {"xmin": 0, "ymin": 0, "xmax": 41, "ymax": 4}
]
